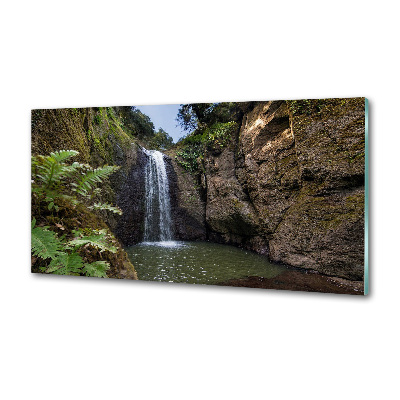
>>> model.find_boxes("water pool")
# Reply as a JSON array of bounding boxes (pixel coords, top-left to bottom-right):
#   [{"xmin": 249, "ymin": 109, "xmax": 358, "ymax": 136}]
[{"xmin": 125, "ymin": 241, "xmax": 287, "ymax": 285}]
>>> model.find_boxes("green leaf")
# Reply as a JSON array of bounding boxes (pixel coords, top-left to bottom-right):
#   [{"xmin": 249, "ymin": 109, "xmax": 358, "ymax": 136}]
[
  {"xmin": 49, "ymin": 150, "xmax": 79, "ymax": 163},
  {"xmin": 89, "ymin": 203, "xmax": 123, "ymax": 215},
  {"xmin": 75, "ymin": 165, "xmax": 120, "ymax": 195},
  {"xmin": 83, "ymin": 261, "xmax": 110, "ymax": 278},
  {"xmin": 67, "ymin": 231, "xmax": 117, "ymax": 253},
  {"xmin": 31, "ymin": 225, "xmax": 61, "ymax": 260},
  {"xmin": 47, "ymin": 252, "xmax": 83, "ymax": 275}
]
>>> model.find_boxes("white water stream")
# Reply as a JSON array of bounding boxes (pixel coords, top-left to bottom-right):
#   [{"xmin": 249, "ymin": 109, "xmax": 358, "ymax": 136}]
[{"xmin": 143, "ymin": 149, "xmax": 173, "ymax": 242}]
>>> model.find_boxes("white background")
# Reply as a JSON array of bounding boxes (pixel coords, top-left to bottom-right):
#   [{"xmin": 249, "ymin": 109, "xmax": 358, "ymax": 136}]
[{"xmin": 1, "ymin": 1, "xmax": 399, "ymax": 399}]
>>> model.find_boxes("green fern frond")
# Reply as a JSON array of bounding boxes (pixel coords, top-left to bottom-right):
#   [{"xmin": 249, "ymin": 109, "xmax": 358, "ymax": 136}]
[
  {"xmin": 75, "ymin": 165, "xmax": 120, "ymax": 195},
  {"xmin": 31, "ymin": 220, "xmax": 61, "ymax": 260},
  {"xmin": 32, "ymin": 151, "xmax": 82, "ymax": 190},
  {"xmin": 83, "ymin": 261, "xmax": 110, "ymax": 278},
  {"xmin": 89, "ymin": 203, "xmax": 123, "ymax": 215},
  {"xmin": 32, "ymin": 150, "xmax": 123, "ymax": 278},
  {"xmin": 46, "ymin": 252, "xmax": 83, "ymax": 275},
  {"xmin": 49, "ymin": 150, "xmax": 79, "ymax": 163},
  {"xmin": 67, "ymin": 231, "xmax": 117, "ymax": 253}
]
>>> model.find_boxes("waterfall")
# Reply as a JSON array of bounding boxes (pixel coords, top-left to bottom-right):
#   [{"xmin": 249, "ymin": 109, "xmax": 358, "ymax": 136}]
[{"xmin": 143, "ymin": 149, "xmax": 173, "ymax": 242}]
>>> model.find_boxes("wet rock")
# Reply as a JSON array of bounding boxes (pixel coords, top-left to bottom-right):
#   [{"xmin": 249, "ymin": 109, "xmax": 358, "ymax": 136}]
[
  {"xmin": 167, "ymin": 156, "xmax": 207, "ymax": 240},
  {"xmin": 115, "ymin": 146, "xmax": 147, "ymax": 245},
  {"xmin": 216, "ymin": 270, "xmax": 364, "ymax": 295}
]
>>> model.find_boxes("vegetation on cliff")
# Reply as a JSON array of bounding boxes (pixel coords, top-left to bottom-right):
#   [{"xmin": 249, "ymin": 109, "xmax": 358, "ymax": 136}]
[
  {"xmin": 114, "ymin": 106, "xmax": 173, "ymax": 150},
  {"xmin": 32, "ymin": 106, "xmax": 174, "ymax": 166},
  {"xmin": 31, "ymin": 149, "xmax": 136, "ymax": 279},
  {"xmin": 173, "ymin": 102, "xmax": 246, "ymax": 173}
]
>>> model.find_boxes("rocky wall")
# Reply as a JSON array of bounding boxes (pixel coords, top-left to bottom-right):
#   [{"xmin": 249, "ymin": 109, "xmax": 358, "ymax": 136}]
[{"xmin": 173, "ymin": 98, "xmax": 365, "ymax": 280}]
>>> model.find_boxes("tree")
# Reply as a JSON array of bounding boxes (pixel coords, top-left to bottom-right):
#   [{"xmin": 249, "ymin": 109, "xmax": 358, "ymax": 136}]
[
  {"xmin": 176, "ymin": 102, "xmax": 243, "ymax": 133},
  {"xmin": 149, "ymin": 128, "xmax": 174, "ymax": 150}
]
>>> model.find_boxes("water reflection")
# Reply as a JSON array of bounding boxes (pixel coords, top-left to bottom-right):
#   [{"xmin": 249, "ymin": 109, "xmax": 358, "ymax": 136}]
[{"xmin": 125, "ymin": 241, "xmax": 287, "ymax": 285}]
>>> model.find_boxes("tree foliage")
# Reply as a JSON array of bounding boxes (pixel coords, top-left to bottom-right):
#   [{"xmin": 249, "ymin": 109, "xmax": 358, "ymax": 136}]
[
  {"xmin": 176, "ymin": 102, "xmax": 242, "ymax": 133},
  {"xmin": 174, "ymin": 103, "xmax": 242, "ymax": 173},
  {"xmin": 148, "ymin": 128, "xmax": 174, "ymax": 150},
  {"xmin": 114, "ymin": 106, "xmax": 174, "ymax": 150},
  {"xmin": 130, "ymin": 107, "xmax": 156, "ymax": 139}
]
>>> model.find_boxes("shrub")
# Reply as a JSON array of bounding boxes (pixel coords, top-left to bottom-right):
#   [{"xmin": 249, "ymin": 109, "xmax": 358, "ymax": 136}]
[{"xmin": 174, "ymin": 122, "xmax": 238, "ymax": 173}]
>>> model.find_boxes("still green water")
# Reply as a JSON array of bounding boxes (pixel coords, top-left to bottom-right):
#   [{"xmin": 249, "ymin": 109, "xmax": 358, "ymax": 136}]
[{"xmin": 125, "ymin": 241, "xmax": 287, "ymax": 285}]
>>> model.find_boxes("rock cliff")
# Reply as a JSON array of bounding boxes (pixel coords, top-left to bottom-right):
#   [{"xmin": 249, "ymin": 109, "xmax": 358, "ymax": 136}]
[
  {"xmin": 167, "ymin": 156, "xmax": 207, "ymax": 241},
  {"xmin": 170, "ymin": 98, "xmax": 365, "ymax": 280}
]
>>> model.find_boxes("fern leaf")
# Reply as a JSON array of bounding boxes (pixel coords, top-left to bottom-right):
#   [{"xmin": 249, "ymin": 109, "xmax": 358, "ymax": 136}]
[
  {"xmin": 83, "ymin": 261, "xmax": 110, "ymax": 278},
  {"xmin": 89, "ymin": 203, "xmax": 123, "ymax": 215},
  {"xmin": 32, "ymin": 151, "xmax": 80, "ymax": 188},
  {"xmin": 31, "ymin": 224, "xmax": 61, "ymax": 260},
  {"xmin": 46, "ymin": 252, "xmax": 83, "ymax": 275},
  {"xmin": 49, "ymin": 150, "xmax": 79, "ymax": 163},
  {"xmin": 67, "ymin": 232, "xmax": 117, "ymax": 253},
  {"xmin": 75, "ymin": 166, "xmax": 120, "ymax": 195}
]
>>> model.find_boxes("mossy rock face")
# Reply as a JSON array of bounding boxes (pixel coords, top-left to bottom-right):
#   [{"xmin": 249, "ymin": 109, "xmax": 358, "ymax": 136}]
[
  {"xmin": 166, "ymin": 154, "xmax": 207, "ymax": 241},
  {"xmin": 31, "ymin": 107, "xmax": 142, "ymax": 276},
  {"xmin": 289, "ymin": 97, "xmax": 365, "ymax": 189},
  {"xmin": 32, "ymin": 108, "xmax": 92, "ymax": 162},
  {"xmin": 237, "ymin": 101, "xmax": 301, "ymax": 236},
  {"xmin": 31, "ymin": 107, "xmax": 139, "ymax": 229},
  {"xmin": 178, "ymin": 98, "xmax": 366, "ymax": 279},
  {"xmin": 114, "ymin": 146, "xmax": 148, "ymax": 245},
  {"xmin": 203, "ymin": 147, "xmax": 260, "ymax": 246},
  {"xmin": 269, "ymin": 187, "xmax": 364, "ymax": 280},
  {"xmin": 237, "ymin": 98, "xmax": 365, "ymax": 279}
]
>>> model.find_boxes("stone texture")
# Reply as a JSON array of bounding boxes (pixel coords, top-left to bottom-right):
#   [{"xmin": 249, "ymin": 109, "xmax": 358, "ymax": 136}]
[
  {"xmin": 173, "ymin": 98, "xmax": 366, "ymax": 280},
  {"xmin": 167, "ymin": 156, "xmax": 207, "ymax": 241},
  {"xmin": 114, "ymin": 145, "xmax": 147, "ymax": 245},
  {"xmin": 203, "ymin": 145, "xmax": 262, "ymax": 250}
]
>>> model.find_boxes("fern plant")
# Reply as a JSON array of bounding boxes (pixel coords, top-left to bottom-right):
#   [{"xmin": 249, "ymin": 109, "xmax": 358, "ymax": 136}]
[
  {"xmin": 74, "ymin": 165, "xmax": 119, "ymax": 196},
  {"xmin": 31, "ymin": 218, "xmax": 61, "ymax": 260},
  {"xmin": 67, "ymin": 229, "xmax": 118, "ymax": 253},
  {"xmin": 31, "ymin": 219, "xmax": 114, "ymax": 278},
  {"xmin": 32, "ymin": 149, "xmax": 122, "ymax": 214},
  {"xmin": 89, "ymin": 202, "xmax": 123, "ymax": 215},
  {"xmin": 31, "ymin": 149, "xmax": 124, "ymax": 277}
]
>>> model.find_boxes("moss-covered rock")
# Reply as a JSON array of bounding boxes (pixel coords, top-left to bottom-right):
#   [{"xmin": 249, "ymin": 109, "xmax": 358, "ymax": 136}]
[
  {"xmin": 165, "ymin": 149, "xmax": 207, "ymax": 241},
  {"xmin": 172, "ymin": 98, "xmax": 365, "ymax": 280},
  {"xmin": 31, "ymin": 107, "xmax": 141, "ymax": 278}
]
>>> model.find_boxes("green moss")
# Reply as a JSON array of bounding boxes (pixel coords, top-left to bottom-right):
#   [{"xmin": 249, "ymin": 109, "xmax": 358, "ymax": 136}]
[
  {"xmin": 232, "ymin": 198, "xmax": 245, "ymax": 210},
  {"xmin": 94, "ymin": 114, "xmax": 102, "ymax": 125},
  {"xmin": 287, "ymin": 98, "xmax": 364, "ymax": 120},
  {"xmin": 278, "ymin": 154, "xmax": 297, "ymax": 168}
]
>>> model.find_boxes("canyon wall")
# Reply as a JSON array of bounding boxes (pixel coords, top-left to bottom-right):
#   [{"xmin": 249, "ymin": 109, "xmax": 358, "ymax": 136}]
[{"xmin": 171, "ymin": 98, "xmax": 365, "ymax": 280}]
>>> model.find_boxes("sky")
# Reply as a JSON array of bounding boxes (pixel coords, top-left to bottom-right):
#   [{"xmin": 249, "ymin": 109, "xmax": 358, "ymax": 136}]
[{"xmin": 136, "ymin": 104, "xmax": 185, "ymax": 143}]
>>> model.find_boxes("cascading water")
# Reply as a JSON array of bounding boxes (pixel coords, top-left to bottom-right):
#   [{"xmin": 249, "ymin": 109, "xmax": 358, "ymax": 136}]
[{"xmin": 143, "ymin": 149, "xmax": 173, "ymax": 242}]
